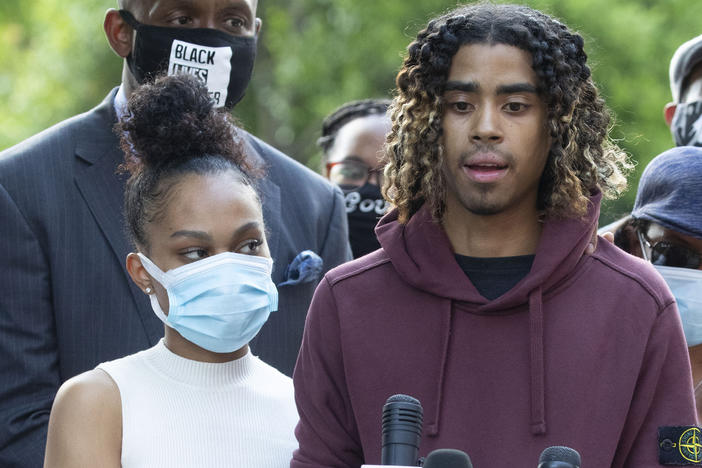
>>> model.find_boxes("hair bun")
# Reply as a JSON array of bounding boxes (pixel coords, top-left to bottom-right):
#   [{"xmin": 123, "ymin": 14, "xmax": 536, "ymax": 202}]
[{"xmin": 118, "ymin": 74, "xmax": 240, "ymax": 171}]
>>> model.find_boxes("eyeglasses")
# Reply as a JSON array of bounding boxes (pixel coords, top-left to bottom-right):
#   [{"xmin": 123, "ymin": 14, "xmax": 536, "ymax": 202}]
[
  {"xmin": 326, "ymin": 160, "xmax": 383, "ymax": 187},
  {"xmin": 637, "ymin": 230, "xmax": 702, "ymax": 270}
]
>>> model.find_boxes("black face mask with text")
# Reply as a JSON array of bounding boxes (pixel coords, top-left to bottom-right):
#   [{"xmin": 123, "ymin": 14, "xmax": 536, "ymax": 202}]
[
  {"xmin": 340, "ymin": 183, "xmax": 389, "ymax": 259},
  {"xmin": 119, "ymin": 10, "xmax": 256, "ymax": 109},
  {"xmin": 671, "ymin": 100, "xmax": 702, "ymax": 147}
]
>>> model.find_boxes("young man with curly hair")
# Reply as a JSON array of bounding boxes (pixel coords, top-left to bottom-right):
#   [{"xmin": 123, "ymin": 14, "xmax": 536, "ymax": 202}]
[{"xmin": 292, "ymin": 4, "xmax": 697, "ymax": 467}]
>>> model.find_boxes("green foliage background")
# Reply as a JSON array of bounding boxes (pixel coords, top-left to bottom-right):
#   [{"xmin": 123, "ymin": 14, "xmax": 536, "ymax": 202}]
[{"xmin": 2, "ymin": 0, "xmax": 701, "ymax": 225}]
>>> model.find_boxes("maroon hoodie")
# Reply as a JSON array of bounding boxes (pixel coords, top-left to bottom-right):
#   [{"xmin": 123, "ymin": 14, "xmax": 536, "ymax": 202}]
[{"xmin": 291, "ymin": 193, "xmax": 696, "ymax": 467}]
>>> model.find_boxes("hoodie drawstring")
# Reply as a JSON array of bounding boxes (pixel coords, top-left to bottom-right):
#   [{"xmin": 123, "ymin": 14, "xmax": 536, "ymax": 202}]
[
  {"xmin": 529, "ymin": 286, "xmax": 546, "ymax": 435},
  {"xmin": 428, "ymin": 294, "xmax": 546, "ymax": 436},
  {"xmin": 426, "ymin": 299, "xmax": 453, "ymax": 436}
]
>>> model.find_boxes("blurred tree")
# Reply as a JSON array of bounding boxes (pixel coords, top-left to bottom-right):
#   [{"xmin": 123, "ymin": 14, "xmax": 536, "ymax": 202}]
[
  {"xmin": 2, "ymin": 0, "xmax": 701, "ymax": 224},
  {"xmin": 0, "ymin": 1, "xmax": 121, "ymax": 148}
]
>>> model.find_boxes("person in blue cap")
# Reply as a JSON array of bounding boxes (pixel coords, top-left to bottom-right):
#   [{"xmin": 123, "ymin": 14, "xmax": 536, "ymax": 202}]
[{"xmin": 620, "ymin": 146, "xmax": 702, "ymax": 419}]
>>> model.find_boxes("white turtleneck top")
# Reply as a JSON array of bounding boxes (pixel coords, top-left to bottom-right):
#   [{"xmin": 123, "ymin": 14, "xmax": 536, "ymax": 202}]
[{"xmin": 97, "ymin": 340, "xmax": 298, "ymax": 467}]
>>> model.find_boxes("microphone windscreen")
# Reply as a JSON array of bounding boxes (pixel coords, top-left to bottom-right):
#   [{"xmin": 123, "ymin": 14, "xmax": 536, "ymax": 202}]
[
  {"xmin": 538, "ymin": 446, "xmax": 581, "ymax": 467},
  {"xmin": 386, "ymin": 394, "xmax": 420, "ymax": 404},
  {"xmin": 422, "ymin": 449, "xmax": 473, "ymax": 468},
  {"xmin": 381, "ymin": 394, "xmax": 423, "ymax": 433}
]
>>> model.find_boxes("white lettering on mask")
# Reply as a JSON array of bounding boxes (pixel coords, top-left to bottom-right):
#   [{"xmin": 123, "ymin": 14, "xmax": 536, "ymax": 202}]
[
  {"xmin": 344, "ymin": 191, "xmax": 388, "ymax": 215},
  {"xmin": 169, "ymin": 40, "xmax": 233, "ymax": 107}
]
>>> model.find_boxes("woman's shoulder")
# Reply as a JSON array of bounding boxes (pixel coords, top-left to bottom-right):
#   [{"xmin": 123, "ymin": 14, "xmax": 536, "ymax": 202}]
[
  {"xmin": 250, "ymin": 355, "xmax": 293, "ymax": 383},
  {"xmin": 55, "ymin": 368, "xmax": 120, "ymax": 407},
  {"xmin": 45, "ymin": 369, "xmax": 122, "ymax": 466},
  {"xmin": 249, "ymin": 356, "xmax": 295, "ymax": 397},
  {"xmin": 51, "ymin": 369, "xmax": 122, "ymax": 435}
]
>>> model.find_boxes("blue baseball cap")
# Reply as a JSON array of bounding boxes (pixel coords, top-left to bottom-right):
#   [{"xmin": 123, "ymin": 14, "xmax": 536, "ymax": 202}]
[{"xmin": 632, "ymin": 146, "xmax": 702, "ymax": 239}]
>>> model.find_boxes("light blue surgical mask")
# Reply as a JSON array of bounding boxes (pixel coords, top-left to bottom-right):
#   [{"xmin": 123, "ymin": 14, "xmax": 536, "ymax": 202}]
[
  {"xmin": 138, "ymin": 251, "xmax": 278, "ymax": 353},
  {"xmin": 654, "ymin": 265, "xmax": 702, "ymax": 347}
]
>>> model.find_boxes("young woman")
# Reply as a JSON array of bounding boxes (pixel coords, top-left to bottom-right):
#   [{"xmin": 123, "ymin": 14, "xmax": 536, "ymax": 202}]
[{"xmin": 43, "ymin": 74, "xmax": 298, "ymax": 467}]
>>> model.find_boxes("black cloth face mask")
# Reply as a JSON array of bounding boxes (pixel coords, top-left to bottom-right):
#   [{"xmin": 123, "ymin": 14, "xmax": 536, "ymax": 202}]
[
  {"xmin": 119, "ymin": 10, "xmax": 256, "ymax": 109},
  {"xmin": 671, "ymin": 100, "xmax": 702, "ymax": 147},
  {"xmin": 340, "ymin": 183, "xmax": 389, "ymax": 258}
]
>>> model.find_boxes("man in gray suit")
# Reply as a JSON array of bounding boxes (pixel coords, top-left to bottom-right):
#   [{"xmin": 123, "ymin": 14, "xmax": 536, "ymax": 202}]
[{"xmin": 0, "ymin": 0, "xmax": 351, "ymax": 465}]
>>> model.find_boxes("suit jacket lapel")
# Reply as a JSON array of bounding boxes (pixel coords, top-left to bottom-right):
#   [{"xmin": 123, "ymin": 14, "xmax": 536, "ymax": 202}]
[{"xmin": 73, "ymin": 89, "xmax": 161, "ymax": 344}]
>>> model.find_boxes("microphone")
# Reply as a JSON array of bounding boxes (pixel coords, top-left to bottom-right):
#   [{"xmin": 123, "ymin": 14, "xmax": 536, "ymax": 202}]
[
  {"xmin": 537, "ymin": 446, "xmax": 581, "ymax": 468},
  {"xmin": 423, "ymin": 449, "xmax": 473, "ymax": 468},
  {"xmin": 381, "ymin": 394, "xmax": 423, "ymax": 466}
]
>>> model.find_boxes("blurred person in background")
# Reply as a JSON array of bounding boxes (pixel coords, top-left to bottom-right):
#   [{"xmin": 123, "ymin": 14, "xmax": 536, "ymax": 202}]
[
  {"xmin": 611, "ymin": 146, "xmax": 702, "ymax": 421},
  {"xmin": 319, "ymin": 99, "xmax": 392, "ymax": 258},
  {"xmin": 666, "ymin": 34, "xmax": 702, "ymax": 146}
]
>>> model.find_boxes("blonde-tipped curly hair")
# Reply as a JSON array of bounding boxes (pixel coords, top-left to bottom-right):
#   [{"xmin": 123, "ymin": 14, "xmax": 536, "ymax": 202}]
[{"xmin": 382, "ymin": 3, "xmax": 632, "ymax": 224}]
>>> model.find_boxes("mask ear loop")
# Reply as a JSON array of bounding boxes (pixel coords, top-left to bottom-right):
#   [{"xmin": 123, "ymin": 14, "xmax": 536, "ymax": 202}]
[
  {"xmin": 137, "ymin": 253, "xmax": 170, "ymax": 287},
  {"xmin": 118, "ymin": 9, "xmax": 142, "ymax": 29},
  {"xmin": 136, "ymin": 253, "xmax": 174, "ymax": 325}
]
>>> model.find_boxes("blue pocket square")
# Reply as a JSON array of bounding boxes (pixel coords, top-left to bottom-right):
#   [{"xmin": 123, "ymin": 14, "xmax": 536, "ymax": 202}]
[{"xmin": 277, "ymin": 250, "xmax": 323, "ymax": 287}]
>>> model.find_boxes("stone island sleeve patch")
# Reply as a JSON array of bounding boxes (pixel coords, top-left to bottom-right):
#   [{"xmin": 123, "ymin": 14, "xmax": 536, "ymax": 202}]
[{"xmin": 659, "ymin": 426, "xmax": 702, "ymax": 465}]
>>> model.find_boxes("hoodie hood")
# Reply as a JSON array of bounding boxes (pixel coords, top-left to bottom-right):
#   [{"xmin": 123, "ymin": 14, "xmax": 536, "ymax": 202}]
[
  {"xmin": 375, "ymin": 191, "xmax": 602, "ymax": 436},
  {"xmin": 376, "ymin": 191, "xmax": 601, "ymax": 309}
]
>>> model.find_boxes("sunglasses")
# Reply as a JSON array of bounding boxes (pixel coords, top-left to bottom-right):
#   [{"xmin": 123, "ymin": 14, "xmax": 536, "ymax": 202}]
[{"xmin": 637, "ymin": 230, "xmax": 702, "ymax": 270}]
